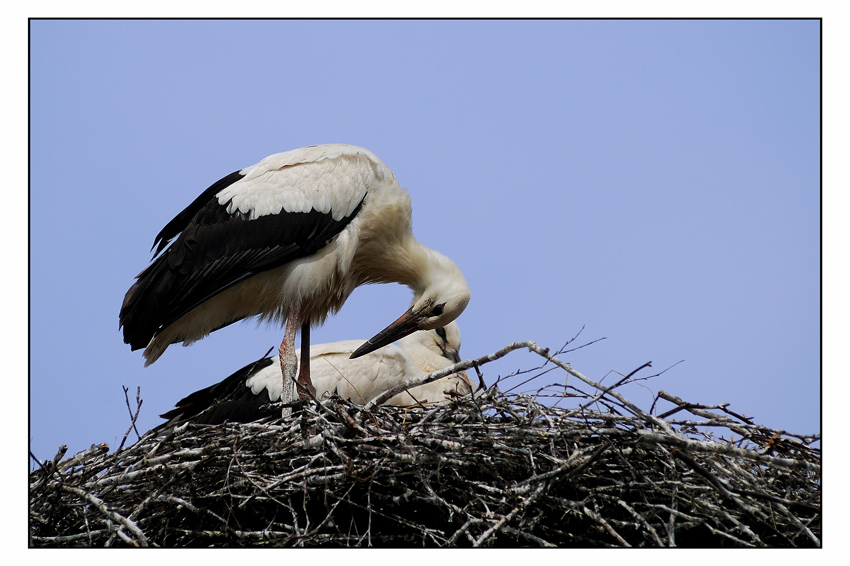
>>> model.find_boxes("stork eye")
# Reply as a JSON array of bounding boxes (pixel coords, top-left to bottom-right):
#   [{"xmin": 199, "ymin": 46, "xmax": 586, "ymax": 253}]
[
  {"xmin": 435, "ymin": 327, "xmax": 447, "ymax": 340},
  {"xmin": 432, "ymin": 304, "xmax": 444, "ymax": 317}
]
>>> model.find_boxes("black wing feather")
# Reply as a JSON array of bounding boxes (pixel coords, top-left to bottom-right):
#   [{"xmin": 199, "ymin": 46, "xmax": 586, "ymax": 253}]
[
  {"xmin": 152, "ymin": 170, "xmax": 244, "ymax": 256},
  {"xmin": 120, "ymin": 172, "xmax": 365, "ymax": 350},
  {"xmin": 157, "ymin": 356, "xmax": 278, "ymax": 426}
]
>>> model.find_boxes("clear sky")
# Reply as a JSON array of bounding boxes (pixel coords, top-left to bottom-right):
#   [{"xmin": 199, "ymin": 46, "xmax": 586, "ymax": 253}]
[{"xmin": 29, "ymin": 19, "xmax": 820, "ymax": 465}]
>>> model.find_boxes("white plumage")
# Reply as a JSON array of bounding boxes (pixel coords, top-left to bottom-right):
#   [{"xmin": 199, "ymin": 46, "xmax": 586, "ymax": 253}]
[
  {"xmin": 254, "ymin": 322, "xmax": 471, "ymax": 406},
  {"xmin": 121, "ymin": 144, "xmax": 471, "ymax": 406},
  {"xmin": 219, "ymin": 146, "xmax": 369, "ymax": 221},
  {"xmin": 159, "ymin": 323, "xmax": 473, "ymax": 426}
]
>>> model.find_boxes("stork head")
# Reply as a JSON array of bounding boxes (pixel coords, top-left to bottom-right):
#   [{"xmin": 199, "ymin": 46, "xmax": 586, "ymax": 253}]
[
  {"xmin": 400, "ymin": 322, "xmax": 471, "ymax": 388},
  {"xmin": 350, "ymin": 251, "xmax": 470, "ymax": 359},
  {"xmin": 400, "ymin": 321, "xmax": 463, "ymax": 367}
]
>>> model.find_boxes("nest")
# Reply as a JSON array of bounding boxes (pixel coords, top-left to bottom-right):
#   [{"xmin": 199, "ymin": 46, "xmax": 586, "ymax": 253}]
[{"xmin": 29, "ymin": 341, "xmax": 821, "ymax": 547}]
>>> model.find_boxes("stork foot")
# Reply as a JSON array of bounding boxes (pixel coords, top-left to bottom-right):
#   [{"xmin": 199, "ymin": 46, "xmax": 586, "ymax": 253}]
[{"xmin": 296, "ymin": 374, "xmax": 317, "ymax": 401}]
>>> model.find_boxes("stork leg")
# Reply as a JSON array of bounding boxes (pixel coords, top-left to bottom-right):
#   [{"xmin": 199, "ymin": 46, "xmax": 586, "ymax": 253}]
[
  {"xmin": 297, "ymin": 322, "xmax": 317, "ymax": 400},
  {"xmin": 279, "ymin": 302, "xmax": 301, "ymax": 417}
]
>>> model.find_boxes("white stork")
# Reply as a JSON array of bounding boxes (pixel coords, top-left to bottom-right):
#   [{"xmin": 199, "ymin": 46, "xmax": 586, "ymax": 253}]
[
  {"xmin": 120, "ymin": 144, "xmax": 470, "ymax": 406},
  {"xmin": 159, "ymin": 323, "xmax": 473, "ymax": 425}
]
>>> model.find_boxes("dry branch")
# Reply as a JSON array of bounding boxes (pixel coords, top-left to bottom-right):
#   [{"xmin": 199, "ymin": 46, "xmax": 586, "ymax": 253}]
[{"xmin": 30, "ymin": 339, "xmax": 820, "ymax": 548}]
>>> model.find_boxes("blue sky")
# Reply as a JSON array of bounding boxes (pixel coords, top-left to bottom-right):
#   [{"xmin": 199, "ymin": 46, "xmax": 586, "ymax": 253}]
[{"xmin": 29, "ymin": 19, "xmax": 820, "ymax": 465}]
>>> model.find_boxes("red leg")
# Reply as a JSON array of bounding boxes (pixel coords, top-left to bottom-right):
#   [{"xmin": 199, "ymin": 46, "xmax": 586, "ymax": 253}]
[{"xmin": 279, "ymin": 302, "xmax": 301, "ymax": 416}]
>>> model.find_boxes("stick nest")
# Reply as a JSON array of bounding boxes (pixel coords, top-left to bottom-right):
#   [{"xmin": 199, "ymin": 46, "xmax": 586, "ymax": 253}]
[{"xmin": 30, "ymin": 342, "xmax": 820, "ymax": 548}]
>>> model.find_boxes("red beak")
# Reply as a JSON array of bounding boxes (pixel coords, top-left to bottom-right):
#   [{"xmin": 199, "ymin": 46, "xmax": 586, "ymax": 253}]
[{"xmin": 350, "ymin": 308, "xmax": 424, "ymax": 359}]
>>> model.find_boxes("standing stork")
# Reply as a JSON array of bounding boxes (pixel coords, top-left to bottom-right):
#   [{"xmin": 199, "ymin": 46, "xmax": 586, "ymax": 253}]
[{"xmin": 119, "ymin": 144, "xmax": 470, "ymax": 408}]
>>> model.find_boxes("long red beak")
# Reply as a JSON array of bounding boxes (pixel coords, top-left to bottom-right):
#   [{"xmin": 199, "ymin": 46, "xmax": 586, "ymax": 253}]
[{"xmin": 350, "ymin": 308, "xmax": 424, "ymax": 359}]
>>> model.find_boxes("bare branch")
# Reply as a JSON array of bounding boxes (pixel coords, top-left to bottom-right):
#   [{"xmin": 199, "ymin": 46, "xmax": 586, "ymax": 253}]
[{"xmin": 118, "ymin": 386, "xmax": 143, "ymax": 451}]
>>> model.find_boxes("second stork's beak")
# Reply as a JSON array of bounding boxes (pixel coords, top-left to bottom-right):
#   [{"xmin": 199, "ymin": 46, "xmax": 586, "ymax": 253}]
[
  {"xmin": 442, "ymin": 347, "xmax": 471, "ymax": 387},
  {"xmin": 350, "ymin": 308, "xmax": 425, "ymax": 359}
]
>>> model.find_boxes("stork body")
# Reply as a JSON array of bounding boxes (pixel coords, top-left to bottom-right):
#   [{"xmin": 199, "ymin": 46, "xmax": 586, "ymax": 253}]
[
  {"xmin": 120, "ymin": 144, "xmax": 470, "ymax": 405},
  {"xmin": 159, "ymin": 323, "xmax": 472, "ymax": 426}
]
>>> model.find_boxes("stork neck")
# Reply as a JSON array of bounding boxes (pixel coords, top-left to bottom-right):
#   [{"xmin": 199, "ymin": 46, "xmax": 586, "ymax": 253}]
[
  {"xmin": 357, "ymin": 235, "xmax": 434, "ymax": 291},
  {"xmin": 396, "ymin": 239, "xmax": 437, "ymax": 293}
]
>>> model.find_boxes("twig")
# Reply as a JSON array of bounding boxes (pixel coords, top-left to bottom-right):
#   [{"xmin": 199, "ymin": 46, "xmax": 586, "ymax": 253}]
[
  {"xmin": 60, "ymin": 485, "xmax": 149, "ymax": 547},
  {"xmin": 118, "ymin": 386, "xmax": 143, "ymax": 451}
]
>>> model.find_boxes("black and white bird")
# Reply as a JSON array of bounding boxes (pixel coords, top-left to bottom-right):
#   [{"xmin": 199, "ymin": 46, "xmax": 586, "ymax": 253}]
[
  {"xmin": 159, "ymin": 323, "xmax": 473, "ymax": 426},
  {"xmin": 120, "ymin": 144, "xmax": 470, "ymax": 406}
]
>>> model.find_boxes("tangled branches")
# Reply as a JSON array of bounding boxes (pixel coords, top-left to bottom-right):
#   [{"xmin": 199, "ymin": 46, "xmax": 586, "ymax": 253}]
[{"xmin": 29, "ymin": 341, "xmax": 820, "ymax": 547}]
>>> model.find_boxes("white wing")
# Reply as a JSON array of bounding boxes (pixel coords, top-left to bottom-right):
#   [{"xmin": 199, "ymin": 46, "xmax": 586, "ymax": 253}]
[{"xmin": 218, "ymin": 144, "xmax": 394, "ymax": 221}]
